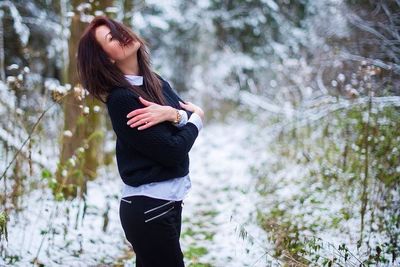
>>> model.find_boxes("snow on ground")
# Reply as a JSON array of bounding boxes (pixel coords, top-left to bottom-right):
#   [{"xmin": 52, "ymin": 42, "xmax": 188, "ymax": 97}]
[
  {"xmin": 2, "ymin": 116, "xmax": 273, "ymax": 266},
  {"xmin": 181, "ymin": 117, "xmax": 276, "ymax": 266},
  {"xmin": 3, "ymin": 165, "xmax": 127, "ymax": 266}
]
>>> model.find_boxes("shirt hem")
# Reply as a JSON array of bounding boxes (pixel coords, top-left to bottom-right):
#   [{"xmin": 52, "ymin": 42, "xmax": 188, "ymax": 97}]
[{"xmin": 120, "ymin": 191, "xmax": 190, "ymax": 201}]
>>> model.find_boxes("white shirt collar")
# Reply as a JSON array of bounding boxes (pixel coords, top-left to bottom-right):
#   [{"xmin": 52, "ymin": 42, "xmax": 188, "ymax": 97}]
[{"xmin": 124, "ymin": 74, "xmax": 143, "ymax": 86}]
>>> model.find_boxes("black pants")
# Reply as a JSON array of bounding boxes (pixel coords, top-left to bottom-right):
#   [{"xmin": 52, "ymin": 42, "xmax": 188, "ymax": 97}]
[{"xmin": 119, "ymin": 195, "xmax": 185, "ymax": 267}]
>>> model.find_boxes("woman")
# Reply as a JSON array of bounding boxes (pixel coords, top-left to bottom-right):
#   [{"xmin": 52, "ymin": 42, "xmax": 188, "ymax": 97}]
[{"xmin": 77, "ymin": 16, "xmax": 204, "ymax": 267}]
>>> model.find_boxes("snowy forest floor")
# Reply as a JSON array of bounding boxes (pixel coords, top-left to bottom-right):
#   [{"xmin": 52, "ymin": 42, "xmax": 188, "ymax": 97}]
[
  {"xmin": 178, "ymin": 118, "xmax": 272, "ymax": 267},
  {"xmin": 2, "ymin": 106, "xmax": 398, "ymax": 266},
  {"xmin": 2, "ymin": 115, "xmax": 275, "ymax": 267}
]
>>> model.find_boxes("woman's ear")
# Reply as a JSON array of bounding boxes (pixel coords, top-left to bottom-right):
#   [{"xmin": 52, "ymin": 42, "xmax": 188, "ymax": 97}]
[{"xmin": 110, "ymin": 59, "xmax": 115, "ymax": 64}]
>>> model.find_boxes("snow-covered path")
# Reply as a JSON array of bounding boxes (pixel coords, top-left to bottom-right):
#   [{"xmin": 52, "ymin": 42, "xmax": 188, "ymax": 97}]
[{"xmin": 180, "ymin": 119, "xmax": 271, "ymax": 267}]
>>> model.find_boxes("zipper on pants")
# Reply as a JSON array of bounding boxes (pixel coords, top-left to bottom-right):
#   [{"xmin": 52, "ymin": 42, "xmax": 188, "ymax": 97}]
[
  {"xmin": 145, "ymin": 206, "xmax": 175, "ymax": 223},
  {"xmin": 143, "ymin": 200, "xmax": 176, "ymax": 223},
  {"xmin": 144, "ymin": 200, "xmax": 175, "ymax": 214},
  {"xmin": 121, "ymin": 198, "xmax": 132, "ymax": 204}
]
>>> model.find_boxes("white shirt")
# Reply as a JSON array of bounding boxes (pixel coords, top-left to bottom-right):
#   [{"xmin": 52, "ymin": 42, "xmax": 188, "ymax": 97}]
[{"xmin": 121, "ymin": 74, "xmax": 203, "ymax": 201}]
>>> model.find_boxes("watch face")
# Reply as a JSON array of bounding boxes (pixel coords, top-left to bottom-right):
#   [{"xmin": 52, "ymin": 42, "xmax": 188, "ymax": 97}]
[{"xmin": 174, "ymin": 110, "xmax": 181, "ymax": 124}]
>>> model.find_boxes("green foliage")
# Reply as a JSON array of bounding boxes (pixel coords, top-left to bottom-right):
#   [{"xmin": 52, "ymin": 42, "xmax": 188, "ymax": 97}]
[
  {"xmin": 185, "ymin": 246, "xmax": 208, "ymax": 260},
  {"xmin": 41, "ymin": 169, "xmax": 51, "ymax": 179},
  {"xmin": 0, "ymin": 211, "xmax": 8, "ymax": 242},
  {"xmin": 256, "ymin": 100, "xmax": 400, "ymax": 265}
]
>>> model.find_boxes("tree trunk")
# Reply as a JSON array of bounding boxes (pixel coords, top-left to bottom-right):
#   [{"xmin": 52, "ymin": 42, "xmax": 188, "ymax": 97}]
[{"xmin": 56, "ymin": 0, "xmax": 115, "ymax": 198}]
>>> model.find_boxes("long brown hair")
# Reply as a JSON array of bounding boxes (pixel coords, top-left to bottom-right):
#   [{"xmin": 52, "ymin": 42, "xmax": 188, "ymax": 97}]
[{"xmin": 77, "ymin": 16, "xmax": 167, "ymax": 104}]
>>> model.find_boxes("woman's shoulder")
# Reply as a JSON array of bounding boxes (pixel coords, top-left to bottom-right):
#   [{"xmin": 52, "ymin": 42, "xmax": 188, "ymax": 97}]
[
  {"xmin": 106, "ymin": 87, "xmax": 140, "ymax": 104},
  {"xmin": 153, "ymin": 71, "xmax": 170, "ymax": 86},
  {"xmin": 153, "ymin": 71, "xmax": 164, "ymax": 81},
  {"xmin": 106, "ymin": 88, "xmax": 143, "ymax": 121}
]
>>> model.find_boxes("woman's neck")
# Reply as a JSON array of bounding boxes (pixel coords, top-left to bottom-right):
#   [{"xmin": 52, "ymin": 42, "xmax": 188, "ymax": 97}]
[{"xmin": 116, "ymin": 53, "xmax": 140, "ymax": 76}]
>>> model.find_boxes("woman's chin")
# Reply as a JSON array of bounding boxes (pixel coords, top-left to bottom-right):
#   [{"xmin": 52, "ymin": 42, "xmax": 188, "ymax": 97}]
[{"xmin": 126, "ymin": 44, "xmax": 140, "ymax": 57}]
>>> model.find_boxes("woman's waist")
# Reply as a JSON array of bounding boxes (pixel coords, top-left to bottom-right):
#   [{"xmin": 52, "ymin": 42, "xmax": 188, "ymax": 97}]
[{"xmin": 121, "ymin": 173, "xmax": 191, "ymax": 199}]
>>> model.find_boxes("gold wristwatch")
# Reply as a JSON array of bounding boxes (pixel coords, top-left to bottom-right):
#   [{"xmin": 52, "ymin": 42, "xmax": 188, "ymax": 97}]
[{"xmin": 173, "ymin": 109, "xmax": 182, "ymax": 124}]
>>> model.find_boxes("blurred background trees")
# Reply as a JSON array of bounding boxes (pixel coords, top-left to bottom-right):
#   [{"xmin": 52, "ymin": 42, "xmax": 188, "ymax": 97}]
[{"xmin": 0, "ymin": 0, "xmax": 398, "ymax": 265}]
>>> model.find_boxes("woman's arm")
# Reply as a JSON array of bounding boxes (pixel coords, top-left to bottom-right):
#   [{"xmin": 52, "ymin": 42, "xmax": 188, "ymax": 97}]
[
  {"xmin": 173, "ymin": 109, "xmax": 204, "ymax": 131},
  {"xmin": 163, "ymin": 78, "xmax": 194, "ymax": 119},
  {"xmin": 124, "ymin": 74, "xmax": 198, "ymax": 130},
  {"xmin": 107, "ymin": 88, "xmax": 200, "ymax": 167},
  {"xmin": 126, "ymin": 97, "xmax": 190, "ymax": 130},
  {"xmin": 153, "ymin": 72, "xmax": 194, "ymax": 119}
]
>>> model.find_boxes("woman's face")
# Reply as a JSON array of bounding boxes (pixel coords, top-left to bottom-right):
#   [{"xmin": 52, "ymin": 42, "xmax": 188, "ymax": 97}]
[{"xmin": 94, "ymin": 25, "xmax": 140, "ymax": 63}]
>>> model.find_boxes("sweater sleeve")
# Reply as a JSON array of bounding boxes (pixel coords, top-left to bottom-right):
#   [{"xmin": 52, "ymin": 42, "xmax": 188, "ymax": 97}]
[
  {"xmin": 172, "ymin": 91, "xmax": 193, "ymax": 118},
  {"xmin": 155, "ymin": 72, "xmax": 194, "ymax": 118},
  {"xmin": 107, "ymin": 88, "xmax": 199, "ymax": 167}
]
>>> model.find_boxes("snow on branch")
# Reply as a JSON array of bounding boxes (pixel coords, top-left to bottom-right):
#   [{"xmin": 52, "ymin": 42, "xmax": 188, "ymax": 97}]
[
  {"xmin": 0, "ymin": 1, "xmax": 30, "ymax": 46},
  {"xmin": 339, "ymin": 51, "xmax": 400, "ymax": 74}
]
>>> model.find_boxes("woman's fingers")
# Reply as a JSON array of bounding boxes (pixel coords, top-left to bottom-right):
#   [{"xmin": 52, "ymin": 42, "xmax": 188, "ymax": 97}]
[
  {"xmin": 139, "ymin": 96, "xmax": 154, "ymax": 106},
  {"xmin": 127, "ymin": 107, "xmax": 147, "ymax": 119},
  {"xmin": 127, "ymin": 113, "xmax": 143, "ymax": 124},
  {"xmin": 179, "ymin": 101, "xmax": 196, "ymax": 112},
  {"xmin": 127, "ymin": 113, "xmax": 152, "ymax": 127},
  {"xmin": 179, "ymin": 101, "xmax": 191, "ymax": 110},
  {"xmin": 131, "ymin": 117, "xmax": 152, "ymax": 129},
  {"xmin": 126, "ymin": 100, "xmax": 165, "ymax": 129},
  {"xmin": 138, "ymin": 120, "xmax": 153, "ymax": 130}
]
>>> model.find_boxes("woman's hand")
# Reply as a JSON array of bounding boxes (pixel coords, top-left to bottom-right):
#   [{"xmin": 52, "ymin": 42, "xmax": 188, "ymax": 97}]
[
  {"xmin": 179, "ymin": 101, "xmax": 204, "ymax": 121},
  {"xmin": 126, "ymin": 97, "xmax": 177, "ymax": 130}
]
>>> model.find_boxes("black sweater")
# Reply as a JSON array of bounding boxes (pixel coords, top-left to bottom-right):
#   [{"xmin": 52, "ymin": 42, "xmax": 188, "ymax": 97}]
[{"xmin": 106, "ymin": 75, "xmax": 199, "ymax": 187}]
